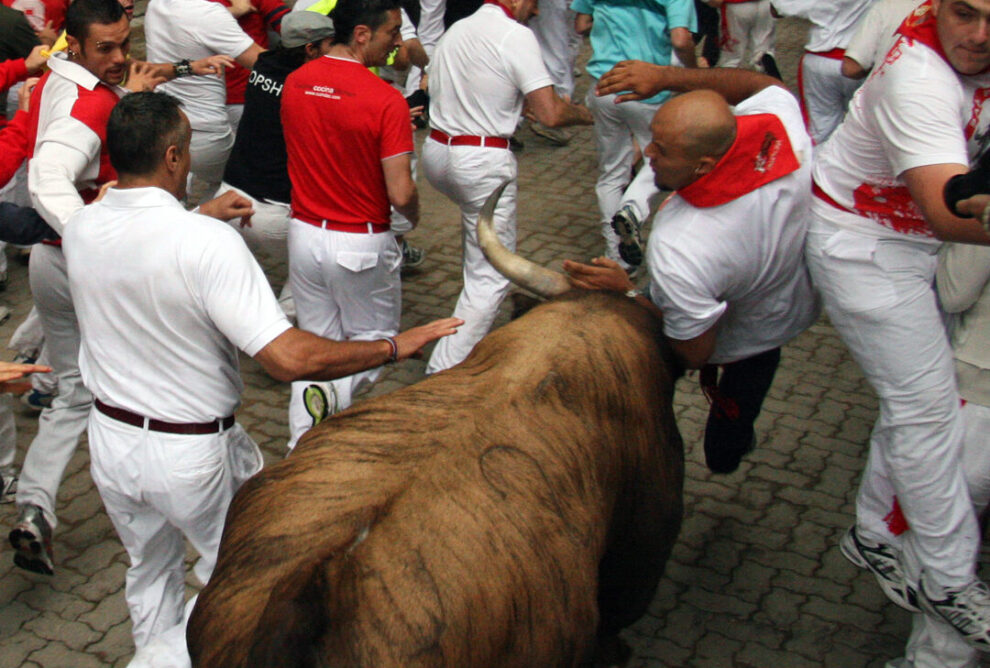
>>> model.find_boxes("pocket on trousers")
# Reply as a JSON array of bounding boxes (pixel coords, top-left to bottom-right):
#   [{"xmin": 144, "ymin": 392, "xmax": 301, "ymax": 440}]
[
  {"xmin": 820, "ymin": 230, "xmax": 897, "ymax": 314},
  {"xmin": 336, "ymin": 251, "xmax": 379, "ymax": 273}
]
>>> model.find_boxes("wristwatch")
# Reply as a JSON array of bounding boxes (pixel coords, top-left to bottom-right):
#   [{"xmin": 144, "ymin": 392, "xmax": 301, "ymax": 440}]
[{"xmin": 173, "ymin": 59, "xmax": 193, "ymax": 78}]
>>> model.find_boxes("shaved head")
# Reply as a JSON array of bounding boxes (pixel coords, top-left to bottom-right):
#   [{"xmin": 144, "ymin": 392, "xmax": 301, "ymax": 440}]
[
  {"xmin": 645, "ymin": 90, "xmax": 737, "ymax": 191},
  {"xmin": 657, "ymin": 90, "xmax": 736, "ymax": 160}
]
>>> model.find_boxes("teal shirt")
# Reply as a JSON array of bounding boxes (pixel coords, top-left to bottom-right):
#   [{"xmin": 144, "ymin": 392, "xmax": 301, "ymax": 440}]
[{"xmin": 570, "ymin": 0, "xmax": 697, "ymax": 105}]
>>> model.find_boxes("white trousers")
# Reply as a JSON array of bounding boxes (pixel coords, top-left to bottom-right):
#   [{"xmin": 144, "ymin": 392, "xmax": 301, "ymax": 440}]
[
  {"xmin": 215, "ymin": 182, "xmax": 295, "ymax": 320},
  {"xmin": 805, "ymin": 210, "xmax": 978, "ymax": 589},
  {"xmin": 719, "ymin": 0, "xmax": 775, "ymax": 69},
  {"xmin": 799, "ymin": 52, "xmax": 862, "ymax": 145},
  {"xmin": 888, "ymin": 400, "xmax": 990, "ymax": 668},
  {"xmin": 586, "ymin": 82, "xmax": 661, "ymax": 265},
  {"xmin": 286, "ymin": 219, "xmax": 401, "ymax": 448},
  {"xmin": 88, "ymin": 410, "xmax": 262, "ymax": 649},
  {"xmin": 530, "ymin": 0, "xmax": 578, "ymax": 99},
  {"xmin": 188, "ymin": 127, "xmax": 235, "ymax": 203},
  {"xmin": 16, "ymin": 244, "xmax": 92, "ymax": 528},
  {"xmin": 422, "ymin": 139, "xmax": 517, "ymax": 374}
]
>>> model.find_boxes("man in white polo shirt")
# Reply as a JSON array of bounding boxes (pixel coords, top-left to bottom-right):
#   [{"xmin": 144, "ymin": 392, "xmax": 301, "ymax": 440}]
[
  {"xmin": 423, "ymin": 0, "xmax": 593, "ymax": 373},
  {"xmin": 566, "ymin": 62, "xmax": 819, "ymax": 475},
  {"xmin": 63, "ymin": 91, "xmax": 459, "ymax": 658},
  {"xmin": 146, "ymin": 0, "xmax": 264, "ymax": 199}
]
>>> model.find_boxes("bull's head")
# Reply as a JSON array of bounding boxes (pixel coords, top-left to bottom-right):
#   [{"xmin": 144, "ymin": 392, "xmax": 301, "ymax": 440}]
[{"xmin": 477, "ymin": 181, "xmax": 572, "ymax": 299}]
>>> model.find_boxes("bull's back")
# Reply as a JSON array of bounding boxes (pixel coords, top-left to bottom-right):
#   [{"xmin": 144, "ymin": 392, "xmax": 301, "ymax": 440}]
[{"xmin": 189, "ymin": 292, "xmax": 683, "ymax": 667}]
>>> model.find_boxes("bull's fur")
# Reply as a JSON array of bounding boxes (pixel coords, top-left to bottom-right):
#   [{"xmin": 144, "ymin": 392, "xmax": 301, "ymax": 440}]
[{"xmin": 188, "ymin": 290, "xmax": 684, "ymax": 667}]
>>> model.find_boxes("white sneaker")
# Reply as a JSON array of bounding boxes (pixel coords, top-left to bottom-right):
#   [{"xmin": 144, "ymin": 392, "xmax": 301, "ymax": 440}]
[
  {"xmin": 839, "ymin": 526, "xmax": 920, "ymax": 612},
  {"xmin": 919, "ymin": 574, "xmax": 990, "ymax": 651}
]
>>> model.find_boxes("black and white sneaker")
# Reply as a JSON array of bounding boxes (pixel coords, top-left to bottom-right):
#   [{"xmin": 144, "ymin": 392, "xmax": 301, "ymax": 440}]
[
  {"xmin": 919, "ymin": 574, "xmax": 990, "ymax": 651},
  {"xmin": 839, "ymin": 526, "xmax": 919, "ymax": 612},
  {"xmin": 9, "ymin": 503, "xmax": 54, "ymax": 575},
  {"xmin": 611, "ymin": 204, "xmax": 644, "ymax": 267}
]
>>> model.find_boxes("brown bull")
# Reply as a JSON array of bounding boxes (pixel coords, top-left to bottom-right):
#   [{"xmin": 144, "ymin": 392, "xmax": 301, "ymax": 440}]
[{"xmin": 188, "ymin": 187, "xmax": 684, "ymax": 668}]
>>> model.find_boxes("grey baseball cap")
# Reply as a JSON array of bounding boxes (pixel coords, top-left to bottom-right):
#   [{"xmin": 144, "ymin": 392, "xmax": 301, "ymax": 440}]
[{"xmin": 280, "ymin": 11, "xmax": 335, "ymax": 49}]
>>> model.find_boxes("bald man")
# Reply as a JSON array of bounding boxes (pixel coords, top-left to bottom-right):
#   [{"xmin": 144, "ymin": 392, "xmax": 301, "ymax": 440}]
[{"xmin": 566, "ymin": 64, "xmax": 819, "ymax": 474}]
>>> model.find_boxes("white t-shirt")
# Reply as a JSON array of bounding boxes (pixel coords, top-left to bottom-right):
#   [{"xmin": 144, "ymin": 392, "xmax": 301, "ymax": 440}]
[
  {"xmin": 145, "ymin": 0, "xmax": 255, "ymax": 131},
  {"xmin": 647, "ymin": 86, "xmax": 819, "ymax": 365},
  {"xmin": 63, "ymin": 187, "xmax": 292, "ymax": 422},
  {"xmin": 813, "ymin": 17, "xmax": 990, "ymax": 242},
  {"xmin": 844, "ymin": 0, "xmax": 921, "ymax": 71},
  {"xmin": 771, "ymin": 0, "xmax": 873, "ymax": 52},
  {"xmin": 427, "ymin": 4, "xmax": 554, "ymax": 137}
]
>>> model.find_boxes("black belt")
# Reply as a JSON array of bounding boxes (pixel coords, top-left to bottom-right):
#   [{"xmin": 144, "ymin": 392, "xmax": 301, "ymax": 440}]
[{"xmin": 94, "ymin": 399, "xmax": 234, "ymax": 435}]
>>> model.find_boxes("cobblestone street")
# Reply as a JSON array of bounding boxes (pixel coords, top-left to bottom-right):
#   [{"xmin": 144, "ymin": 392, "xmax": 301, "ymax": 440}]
[{"xmin": 2, "ymin": 10, "xmax": 987, "ymax": 668}]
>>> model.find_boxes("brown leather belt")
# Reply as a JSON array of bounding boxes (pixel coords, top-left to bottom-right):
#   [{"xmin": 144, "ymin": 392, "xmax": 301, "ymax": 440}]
[
  {"xmin": 95, "ymin": 399, "xmax": 234, "ymax": 434},
  {"xmin": 429, "ymin": 128, "xmax": 509, "ymax": 149}
]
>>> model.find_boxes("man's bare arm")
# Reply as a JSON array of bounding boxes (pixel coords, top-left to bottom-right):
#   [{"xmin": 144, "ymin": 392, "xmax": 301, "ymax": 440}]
[
  {"xmin": 382, "ymin": 153, "xmax": 418, "ymax": 227},
  {"xmin": 670, "ymin": 27, "xmax": 697, "ymax": 68},
  {"xmin": 253, "ymin": 318, "xmax": 462, "ymax": 382},
  {"xmin": 596, "ymin": 61, "xmax": 782, "ymax": 104},
  {"xmin": 524, "ymin": 86, "xmax": 593, "ymax": 128},
  {"xmin": 841, "ymin": 56, "xmax": 868, "ymax": 80},
  {"xmin": 902, "ymin": 163, "xmax": 990, "ymax": 244}
]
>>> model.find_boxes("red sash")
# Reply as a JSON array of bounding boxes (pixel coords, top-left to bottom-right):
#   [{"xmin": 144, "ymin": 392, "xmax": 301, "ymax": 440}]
[{"xmin": 677, "ymin": 113, "xmax": 801, "ymax": 208}]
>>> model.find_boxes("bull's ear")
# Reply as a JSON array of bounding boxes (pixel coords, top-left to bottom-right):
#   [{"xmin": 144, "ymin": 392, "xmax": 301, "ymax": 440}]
[{"xmin": 247, "ymin": 558, "xmax": 332, "ymax": 667}]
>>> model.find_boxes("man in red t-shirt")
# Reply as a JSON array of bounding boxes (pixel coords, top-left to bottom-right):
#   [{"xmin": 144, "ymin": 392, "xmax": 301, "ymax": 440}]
[{"xmin": 281, "ymin": 0, "xmax": 415, "ymax": 448}]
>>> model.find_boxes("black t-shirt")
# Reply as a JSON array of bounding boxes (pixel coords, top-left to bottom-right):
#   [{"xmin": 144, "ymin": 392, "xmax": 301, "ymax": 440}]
[{"xmin": 223, "ymin": 49, "xmax": 303, "ymax": 204}]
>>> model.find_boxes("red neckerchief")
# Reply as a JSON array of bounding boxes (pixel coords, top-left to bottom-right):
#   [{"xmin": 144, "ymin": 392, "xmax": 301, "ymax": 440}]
[
  {"xmin": 484, "ymin": 0, "xmax": 514, "ymax": 20},
  {"xmin": 896, "ymin": 0, "xmax": 952, "ymax": 66},
  {"xmin": 677, "ymin": 113, "xmax": 800, "ymax": 208}
]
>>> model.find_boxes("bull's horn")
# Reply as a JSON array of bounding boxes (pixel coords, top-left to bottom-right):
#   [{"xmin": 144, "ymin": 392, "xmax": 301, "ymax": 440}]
[{"xmin": 477, "ymin": 181, "xmax": 571, "ymax": 299}]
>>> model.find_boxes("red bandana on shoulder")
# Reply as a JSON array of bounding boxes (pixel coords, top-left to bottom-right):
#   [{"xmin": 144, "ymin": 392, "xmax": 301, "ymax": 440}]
[
  {"xmin": 677, "ymin": 113, "xmax": 800, "ymax": 208},
  {"xmin": 484, "ymin": 0, "xmax": 515, "ymax": 19},
  {"xmin": 896, "ymin": 0, "xmax": 951, "ymax": 65}
]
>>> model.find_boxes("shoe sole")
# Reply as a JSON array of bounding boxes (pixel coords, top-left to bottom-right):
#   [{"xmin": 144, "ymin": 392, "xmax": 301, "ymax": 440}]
[
  {"xmin": 9, "ymin": 527, "xmax": 54, "ymax": 576},
  {"xmin": 611, "ymin": 217, "xmax": 644, "ymax": 267},
  {"xmin": 840, "ymin": 530, "xmax": 919, "ymax": 613}
]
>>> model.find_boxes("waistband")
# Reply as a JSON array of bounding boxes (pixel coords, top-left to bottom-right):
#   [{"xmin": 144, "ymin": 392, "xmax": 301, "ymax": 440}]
[
  {"xmin": 806, "ymin": 47, "xmax": 846, "ymax": 60},
  {"xmin": 95, "ymin": 399, "xmax": 235, "ymax": 434},
  {"xmin": 812, "ymin": 179, "xmax": 850, "ymax": 213},
  {"xmin": 429, "ymin": 128, "xmax": 509, "ymax": 149},
  {"xmin": 293, "ymin": 213, "xmax": 390, "ymax": 234}
]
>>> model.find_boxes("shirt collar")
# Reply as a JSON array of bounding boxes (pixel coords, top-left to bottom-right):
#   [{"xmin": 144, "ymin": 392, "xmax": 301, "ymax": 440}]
[
  {"xmin": 47, "ymin": 52, "xmax": 129, "ymax": 96},
  {"xmin": 98, "ymin": 186, "xmax": 184, "ymax": 210}
]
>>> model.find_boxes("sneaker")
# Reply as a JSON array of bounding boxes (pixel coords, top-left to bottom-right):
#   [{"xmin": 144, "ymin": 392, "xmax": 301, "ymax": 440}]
[
  {"xmin": 611, "ymin": 204, "xmax": 644, "ymax": 267},
  {"xmin": 529, "ymin": 121, "xmax": 570, "ymax": 146},
  {"xmin": 303, "ymin": 382, "xmax": 341, "ymax": 429},
  {"xmin": 401, "ymin": 240, "xmax": 425, "ymax": 270},
  {"xmin": 0, "ymin": 471, "xmax": 16, "ymax": 503},
  {"xmin": 21, "ymin": 389, "xmax": 54, "ymax": 414},
  {"xmin": 840, "ymin": 526, "xmax": 920, "ymax": 612},
  {"xmin": 9, "ymin": 504, "xmax": 54, "ymax": 575},
  {"xmin": 919, "ymin": 575, "xmax": 990, "ymax": 650}
]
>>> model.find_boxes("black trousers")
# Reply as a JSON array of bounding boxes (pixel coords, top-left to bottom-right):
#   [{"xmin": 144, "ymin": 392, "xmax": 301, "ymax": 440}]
[{"xmin": 701, "ymin": 347, "xmax": 781, "ymax": 473}]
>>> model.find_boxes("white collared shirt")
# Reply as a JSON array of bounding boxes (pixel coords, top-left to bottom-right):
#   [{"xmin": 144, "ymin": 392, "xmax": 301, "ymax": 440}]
[{"xmin": 64, "ymin": 186, "xmax": 292, "ymax": 422}]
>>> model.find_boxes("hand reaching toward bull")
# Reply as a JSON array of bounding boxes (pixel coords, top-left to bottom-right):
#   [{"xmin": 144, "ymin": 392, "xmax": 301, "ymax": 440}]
[
  {"xmin": 393, "ymin": 317, "xmax": 464, "ymax": 360},
  {"xmin": 563, "ymin": 257, "xmax": 637, "ymax": 293}
]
